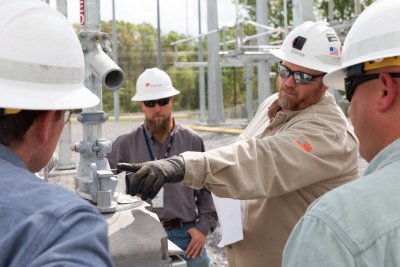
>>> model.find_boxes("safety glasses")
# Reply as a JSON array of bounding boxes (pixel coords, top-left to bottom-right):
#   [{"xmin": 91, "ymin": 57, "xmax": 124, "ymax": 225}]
[
  {"xmin": 143, "ymin": 97, "xmax": 171, "ymax": 108},
  {"xmin": 344, "ymin": 73, "xmax": 400, "ymax": 102},
  {"xmin": 64, "ymin": 110, "xmax": 73, "ymax": 124},
  {"xmin": 278, "ymin": 63, "xmax": 325, "ymax": 84}
]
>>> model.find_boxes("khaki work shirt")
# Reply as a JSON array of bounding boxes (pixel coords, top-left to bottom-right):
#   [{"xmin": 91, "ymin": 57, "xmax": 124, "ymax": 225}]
[{"xmin": 181, "ymin": 93, "xmax": 359, "ymax": 266}]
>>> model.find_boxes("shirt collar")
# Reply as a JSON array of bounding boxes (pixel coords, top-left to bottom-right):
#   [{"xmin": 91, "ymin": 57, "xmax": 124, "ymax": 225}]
[
  {"xmin": 364, "ymin": 138, "xmax": 400, "ymax": 176},
  {"xmin": 0, "ymin": 143, "xmax": 27, "ymax": 170}
]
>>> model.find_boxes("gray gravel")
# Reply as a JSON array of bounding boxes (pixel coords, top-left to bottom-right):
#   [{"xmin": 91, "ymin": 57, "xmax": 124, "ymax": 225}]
[{"xmin": 50, "ymin": 118, "xmax": 368, "ymax": 267}]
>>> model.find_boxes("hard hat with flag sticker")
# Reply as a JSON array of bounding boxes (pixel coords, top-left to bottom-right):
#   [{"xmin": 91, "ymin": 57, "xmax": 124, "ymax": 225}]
[
  {"xmin": 132, "ymin": 68, "xmax": 180, "ymax": 101},
  {"xmin": 271, "ymin": 21, "xmax": 342, "ymax": 74},
  {"xmin": 0, "ymin": 0, "xmax": 99, "ymax": 113},
  {"xmin": 324, "ymin": 0, "xmax": 400, "ymax": 91}
]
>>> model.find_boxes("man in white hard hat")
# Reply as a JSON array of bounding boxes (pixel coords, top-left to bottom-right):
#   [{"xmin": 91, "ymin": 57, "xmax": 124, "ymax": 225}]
[
  {"xmin": 117, "ymin": 22, "xmax": 359, "ymax": 266},
  {"xmin": 283, "ymin": 1, "xmax": 400, "ymax": 266},
  {"xmin": 107, "ymin": 68, "xmax": 218, "ymax": 267},
  {"xmin": 0, "ymin": 0, "xmax": 114, "ymax": 266}
]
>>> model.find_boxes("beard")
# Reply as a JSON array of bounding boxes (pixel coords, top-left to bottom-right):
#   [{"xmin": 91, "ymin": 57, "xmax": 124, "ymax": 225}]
[
  {"xmin": 278, "ymin": 85, "xmax": 301, "ymax": 111},
  {"xmin": 145, "ymin": 113, "xmax": 171, "ymax": 136},
  {"xmin": 277, "ymin": 80, "xmax": 326, "ymax": 111}
]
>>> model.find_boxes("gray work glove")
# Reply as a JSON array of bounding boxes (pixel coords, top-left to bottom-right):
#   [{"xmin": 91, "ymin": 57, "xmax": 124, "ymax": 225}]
[{"xmin": 117, "ymin": 155, "xmax": 185, "ymax": 200}]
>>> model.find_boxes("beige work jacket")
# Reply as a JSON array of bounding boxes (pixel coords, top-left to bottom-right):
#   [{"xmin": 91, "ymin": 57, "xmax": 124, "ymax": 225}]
[{"xmin": 181, "ymin": 92, "xmax": 359, "ymax": 267}]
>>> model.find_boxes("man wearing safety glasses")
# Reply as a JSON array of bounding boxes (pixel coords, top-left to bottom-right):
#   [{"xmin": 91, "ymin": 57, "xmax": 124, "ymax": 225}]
[
  {"xmin": 107, "ymin": 68, "xmax": 217, "ymax": 267},
  {"xmin": 283, "ymin": 0, "xmax": 400, "ymax": 266},
  {"xmin": 0, "ymin": 0, "xmax": 114, "ymax": 266},
  {"xmin": 117, "ymin": 22, "xmax": 359, "ymax": 266}
]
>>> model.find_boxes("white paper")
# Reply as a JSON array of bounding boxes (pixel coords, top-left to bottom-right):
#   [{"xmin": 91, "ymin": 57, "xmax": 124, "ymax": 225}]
[
  {"xmin": 152, "ymin": 187, "xmax": 164, "ymax": 208},
  {"xmin": 211, "ymin": 194, "xmax": 243, "ymax": 247}
]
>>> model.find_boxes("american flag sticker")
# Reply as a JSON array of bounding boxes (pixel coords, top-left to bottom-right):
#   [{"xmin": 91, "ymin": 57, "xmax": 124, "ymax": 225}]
[
  {"xmin": 295, "ymin": 136, "xmax": 313, "ymax": 153},
  {"xmin": 329, "ymin": 46, "xmax": 340, "ymax": 57}
]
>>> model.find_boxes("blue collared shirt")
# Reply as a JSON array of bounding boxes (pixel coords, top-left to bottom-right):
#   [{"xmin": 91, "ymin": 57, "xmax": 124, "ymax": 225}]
[
  {"xmin": 283, "ymin": 138, "xmax": 400, "ymax": 267},
  {"xmin": 0, "ymin": 144, "xmax": 114, "ymax": 267}
]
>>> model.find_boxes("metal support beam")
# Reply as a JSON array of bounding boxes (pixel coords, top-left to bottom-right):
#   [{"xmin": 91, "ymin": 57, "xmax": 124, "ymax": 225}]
[
  {"xmin": 292, "ymin": 0, "xmax": 315, "ymax": 26},
  {"xmin": 256, "ymin": 0, "xmax": 271, "ymax": 105},
  {"xmin": 206, "ymin": 0, "xmax": 224, "ymax": 125},
  {"xmin": 245, "ymin": 65, "xmax": 254, "ymax": 122},
  {"xmin": 198, "ymin": 0, "xmax": 206, "ymax": 122},
  {"xmin": 156, "ymin": 0, "xmax": 163, "ymax": 69}
]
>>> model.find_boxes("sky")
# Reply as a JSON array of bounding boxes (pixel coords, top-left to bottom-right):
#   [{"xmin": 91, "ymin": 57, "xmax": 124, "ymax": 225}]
[{"xmin": 55, "ymin": 0, "xmax": 248, "ymax": 36}]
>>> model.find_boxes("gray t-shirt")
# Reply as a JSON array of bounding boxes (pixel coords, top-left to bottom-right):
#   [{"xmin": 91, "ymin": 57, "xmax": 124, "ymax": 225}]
[{"xmin": 107, "ymin": 121, "xmax": 218, "ymax": 235}]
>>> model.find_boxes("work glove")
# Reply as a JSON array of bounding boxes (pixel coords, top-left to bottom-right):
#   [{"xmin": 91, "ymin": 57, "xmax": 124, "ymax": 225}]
[{"xmin": 117, "ymin": 155, "xmax": 185, "ymax": 200}]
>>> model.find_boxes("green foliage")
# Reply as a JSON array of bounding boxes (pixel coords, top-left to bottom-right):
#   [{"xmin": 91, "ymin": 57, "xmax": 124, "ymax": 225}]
[
  {"xmin": 91, "ymin": 0, "xmax": 378, "ymax": 116},
  {"xmin": 96, "ymin": 20, "xmax": 254, "ymax": 115},
  {"xmin": 317, "ymin": 0, "xmax": 375, "ymax": 21}
]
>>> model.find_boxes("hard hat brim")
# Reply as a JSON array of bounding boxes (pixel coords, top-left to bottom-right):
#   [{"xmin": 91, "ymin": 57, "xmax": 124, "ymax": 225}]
[
  {"xmin": 270, "ymin": 48, "xmax": 340, "ymax": 74},
  {"xmin": 0, "ymin": 78, "xmax": 100, "ymax": 110},
  {"xmin": 323, "ymin": 68, "xmax": 346, "ymax": 91},
  {"xmin": 131, "ymin": 87, "xmax": 180, "ymax": 101}
]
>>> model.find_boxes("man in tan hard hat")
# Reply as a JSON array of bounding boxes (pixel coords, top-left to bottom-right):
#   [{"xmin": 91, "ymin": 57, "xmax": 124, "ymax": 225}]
[
  {"xmin": 117, "ymin": 21, "xmax": 359, "ymax": 266},
  {"xmin": 108, "ymin": 68, "xmax": 218, "ymax": 267},
  {"xmin": 283, "ymin": 0, "xmax": 400, "ymax": 266},
  {"xmin": 0, "ymin": 0, "xmax": 113, "ymax": 266}
]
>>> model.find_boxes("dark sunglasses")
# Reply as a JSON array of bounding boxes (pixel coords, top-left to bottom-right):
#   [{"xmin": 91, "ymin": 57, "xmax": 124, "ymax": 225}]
[
  {"xmin": 143, "ymin": 97, "xmax": 171, "ymax": 108},
  {"xmin": 345, "ymin": 73, "xmax": 400, "ymax": 102},
  {"xmin": 278, "ymin": 63, "xmax": 325, "ymax": 84}
]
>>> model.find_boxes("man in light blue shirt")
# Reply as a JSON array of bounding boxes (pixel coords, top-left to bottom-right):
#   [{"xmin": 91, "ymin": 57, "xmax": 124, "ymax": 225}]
[
  {"xmin": 0, "ymin": 0, "xmax": 114, "ymax": 266},
  {"xmin": 283, "ymin": 0, "xmax": 400, "ymax": 266}
]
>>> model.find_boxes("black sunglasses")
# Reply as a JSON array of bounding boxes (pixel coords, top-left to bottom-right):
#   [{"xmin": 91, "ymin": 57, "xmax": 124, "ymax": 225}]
[
  {"xmin": 278, "ymin": 63, "xmax": 325, "ymax": 84},
  {"xmin": 344, "ymin": 73, "xmax": 400, "ymax": 102},
  {"xmin": 143, "ymin": 97, "xmax": 171, "ymax": 108}
]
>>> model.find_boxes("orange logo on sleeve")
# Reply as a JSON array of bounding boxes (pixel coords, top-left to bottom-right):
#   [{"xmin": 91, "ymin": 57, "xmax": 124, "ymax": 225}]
[{"xmin": 295, "ymin": 136, "xmax": 313, "ymax": 153}]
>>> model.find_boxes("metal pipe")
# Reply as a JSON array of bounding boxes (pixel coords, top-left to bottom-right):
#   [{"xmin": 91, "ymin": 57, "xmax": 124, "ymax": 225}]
[{"xmin": 76, "ymin": 0, "xmax": 125, "ymax": 212}]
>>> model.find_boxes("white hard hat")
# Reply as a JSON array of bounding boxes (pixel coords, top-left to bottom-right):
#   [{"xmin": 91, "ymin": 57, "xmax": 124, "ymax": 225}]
[
  {"xmin": 0, "ymin": 0, "xmax": 99, "ymax": 110},
  {"xmin": 271, "ymin": 21, "xmax": 342, "ymax": 73},
  {"xmin": 132, "ymin": 68, "xmax": 180, "ymax": 101},
  {"xmin": 324, "ymin": 0, "xmax": 400, "ymax": 90}
]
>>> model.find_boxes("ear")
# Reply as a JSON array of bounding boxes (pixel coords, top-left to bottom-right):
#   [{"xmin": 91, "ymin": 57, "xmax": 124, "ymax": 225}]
[
  {"xmin": 139, "ymin": 101, "xmax": 145, "ymax": 110},
  {"xmin": 376, "ymin": 73, "xmax": 397, "ymax": 113},
  {"xmin": 170, "ymin": 96, "xmax": 174, "ymax": 105},
  {"xmin": 34, "ymin": 111, "xmax": 54, "ymax": 144}
]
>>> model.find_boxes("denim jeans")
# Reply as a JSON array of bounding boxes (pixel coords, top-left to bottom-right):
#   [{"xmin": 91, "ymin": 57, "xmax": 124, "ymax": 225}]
[{"xmin": 165, "ymin": 222, "xmax": 210, "ymax": 267}]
